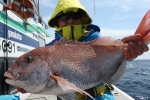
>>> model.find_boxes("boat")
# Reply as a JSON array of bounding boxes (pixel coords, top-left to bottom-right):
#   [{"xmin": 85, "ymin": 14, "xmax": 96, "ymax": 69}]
[
  {"xmin": 0, "ymin": 0, "xmax": 49, "ymax": 95},
  {"xmin": 0, "ymin": 0, "xmax": 135, "ymax": 100},
  {"xmin": 16, "ymin": 85, "xmax": 135, "ymax": 100}
]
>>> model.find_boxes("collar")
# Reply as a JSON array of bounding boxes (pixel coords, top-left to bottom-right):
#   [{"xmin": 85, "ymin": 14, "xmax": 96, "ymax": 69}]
[{"xmin": 54, "ymin": 29, "xmax": 95, "ymax": 42}]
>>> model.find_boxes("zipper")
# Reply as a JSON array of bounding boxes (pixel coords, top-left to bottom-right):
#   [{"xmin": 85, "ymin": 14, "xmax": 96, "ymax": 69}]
[{"xmin": 71, "ymin": 26, "xmax": 74, "ymax": 39}]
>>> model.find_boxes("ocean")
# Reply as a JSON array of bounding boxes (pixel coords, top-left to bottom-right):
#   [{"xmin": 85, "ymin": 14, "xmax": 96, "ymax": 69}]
[{"xmin": 116, "ymin": 60, "xmax": 150, "ymax": 100}]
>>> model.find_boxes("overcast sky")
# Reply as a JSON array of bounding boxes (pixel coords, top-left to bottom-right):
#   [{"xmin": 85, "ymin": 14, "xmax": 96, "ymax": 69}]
[{"xmin": 39, "ymin": 0, "xmax": 150, "ymax": 59}]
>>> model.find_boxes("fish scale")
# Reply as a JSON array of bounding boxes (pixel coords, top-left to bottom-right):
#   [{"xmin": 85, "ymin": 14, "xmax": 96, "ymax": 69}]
[
  {"xmin": 48, "ymin": 44, "xmax": 125, "ymax": 89},
  {"xmin": 4, "ymin": 10, "xmax": 150, "ymax": 99},
  {"xmin": 4, "ymin": 37, "xmax": 126, "ymax": 96}
]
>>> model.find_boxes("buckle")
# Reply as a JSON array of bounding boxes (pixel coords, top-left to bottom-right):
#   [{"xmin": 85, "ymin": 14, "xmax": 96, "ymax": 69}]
[{"xmin": 107, "ymin": 84, "xmax": 114, "ymax": 91}]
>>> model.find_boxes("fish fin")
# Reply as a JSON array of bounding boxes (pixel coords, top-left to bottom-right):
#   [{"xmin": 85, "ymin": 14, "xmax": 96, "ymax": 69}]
[
  {"xmin": 51, "ymin": 75, "xmax": 95, "ymax": 100},
  {"xmin": 54, "ymin": 37, "xmax": 124, "ymax": 46},
  {"xmin": 53, "ymin": 37, "xmax": 83, "ymax": 45},
  {"xmin": 142, "ymin": 31, "xmax": 150, "ymax": 45},
  {"xmin": 85, "ymin": 36, "xmax": 124, "ymax": 46},
  {"xmin": 134, "ymin": 10, "xmax": 150, "ymax": 45}
]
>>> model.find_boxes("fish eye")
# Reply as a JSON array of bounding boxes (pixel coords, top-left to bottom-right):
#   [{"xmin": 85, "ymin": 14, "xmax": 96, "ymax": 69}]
[{"xmin": 24, "ymin": 55, "xmax": 33, "ymax": 63}]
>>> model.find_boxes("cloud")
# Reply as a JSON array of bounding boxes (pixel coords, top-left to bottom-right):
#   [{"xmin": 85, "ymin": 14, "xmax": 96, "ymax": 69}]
[
  {"xmin": 119, "ymin": 5, "xmax": 132, "ymax": 12},
  {"xmin": 80, "ymin": 0, "xmax": 117, "ymax": 8},
  {"xmin": 101, "ymin": 28, "xmax": 135, "ymax": 39},
  {"xmin": 40, "ymin": 0, "xmax": 56, "ymax": 8},
  {"xmin": 80, "ymin": 0, "xmax": 150, "ymax": 12},
  {"xmin": 111, "ymin": 13, "xmax": 128, "ymax": 20}
]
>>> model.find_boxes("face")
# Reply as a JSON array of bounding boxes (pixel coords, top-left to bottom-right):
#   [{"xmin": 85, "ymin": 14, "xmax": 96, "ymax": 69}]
[{"xmin": 57, "ymin": 11, "xmax": 82, "ymax": 27}]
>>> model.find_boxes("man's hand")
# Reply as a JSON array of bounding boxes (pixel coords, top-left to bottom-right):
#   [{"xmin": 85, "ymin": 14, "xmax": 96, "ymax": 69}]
[{"xmin": 121, "ymin": 34, "xmax": 149, "ymax": 61}]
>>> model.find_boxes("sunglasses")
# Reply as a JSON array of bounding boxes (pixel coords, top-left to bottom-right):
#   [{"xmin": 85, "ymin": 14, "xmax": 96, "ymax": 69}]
[{"xmin": 58, "ymin": 13, "xmax": 81, "ymax": 21}]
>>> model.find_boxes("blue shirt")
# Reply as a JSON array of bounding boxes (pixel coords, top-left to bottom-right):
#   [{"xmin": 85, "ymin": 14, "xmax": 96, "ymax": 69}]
[{"xmin": 46, "ymin": 24, "xmax": 101, "ymax": 46}]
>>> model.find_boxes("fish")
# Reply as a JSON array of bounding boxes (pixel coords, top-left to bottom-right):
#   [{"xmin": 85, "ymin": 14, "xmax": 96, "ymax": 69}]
[{"xmin": 4, "ymin": 10, "xmax": 150, "ymax": 99}]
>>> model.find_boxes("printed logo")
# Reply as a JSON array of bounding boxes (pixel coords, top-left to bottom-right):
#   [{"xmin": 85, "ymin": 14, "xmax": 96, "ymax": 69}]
[{"xmin": 8, "ymin": 30, "xmax": 22, "ymax": 40}]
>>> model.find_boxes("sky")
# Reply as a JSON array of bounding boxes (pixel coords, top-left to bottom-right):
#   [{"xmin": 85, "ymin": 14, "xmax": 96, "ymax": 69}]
[{"xmin": 38, "ymin": 0, "xmax": 150, "ymax": 60}]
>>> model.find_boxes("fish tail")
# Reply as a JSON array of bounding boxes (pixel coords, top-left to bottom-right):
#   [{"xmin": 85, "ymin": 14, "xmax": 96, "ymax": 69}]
[
  {"xmin": 51, "ymin": 75, "xmax": 95, "ymax": 100},
  {"xmin": 134, "ymin": 10, "xmax": 150, "ymax": 45}
]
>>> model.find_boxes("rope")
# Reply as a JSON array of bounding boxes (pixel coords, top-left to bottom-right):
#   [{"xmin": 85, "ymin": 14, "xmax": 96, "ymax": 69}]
[
  {"xmin": 22, "ymin": 0, "xmax": 27, "ymax": 19},
  {"xmin": 92, "ymin": 0, "xmax": 96, "ymax": 14}
]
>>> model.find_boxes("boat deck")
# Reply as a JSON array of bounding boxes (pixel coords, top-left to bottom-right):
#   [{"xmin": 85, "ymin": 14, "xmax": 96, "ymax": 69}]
[{"xmin": 17, "ymin": 85, "xmax": 135, "ymax": 100}]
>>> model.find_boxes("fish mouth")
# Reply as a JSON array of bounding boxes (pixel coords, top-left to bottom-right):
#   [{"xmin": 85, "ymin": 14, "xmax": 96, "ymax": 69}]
[
  {"xmin": 4, "ymin": 71, "xmax": 17, "ymax": 85},
  {"xmin": 4, "ymin": 71, "xmax": 19, "ymax": 80},
  {"xmin": 4, "ymin": 71, "xmax": 27, "ymax": 93},
  {"xmin": 5, "ymin": 79, "xmax": 27, "ymax": 93},
  {"xmin": 4, "ymin": 71, "xmax": 19, "ymax": 85}
]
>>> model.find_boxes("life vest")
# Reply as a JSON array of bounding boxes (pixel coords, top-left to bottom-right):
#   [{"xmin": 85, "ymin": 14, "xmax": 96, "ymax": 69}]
[{"xmin": 12, "ymin": 0, "xmax": 35, "ymax": 19}]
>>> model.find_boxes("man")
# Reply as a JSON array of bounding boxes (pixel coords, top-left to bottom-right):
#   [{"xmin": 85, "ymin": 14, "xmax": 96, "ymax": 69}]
[{"xmin": 46, "ymin": 0, "xmax": 149, "ymax": 100}]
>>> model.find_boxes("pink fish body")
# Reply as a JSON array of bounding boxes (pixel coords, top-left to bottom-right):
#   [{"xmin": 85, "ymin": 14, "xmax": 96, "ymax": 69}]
[
  {"xmin": 4, "ymin": 36, "xmax": 126, "ymax": 94},
  {"xmin": 4, "ymin": 10, "xmax": 150, "ymax": 98}
]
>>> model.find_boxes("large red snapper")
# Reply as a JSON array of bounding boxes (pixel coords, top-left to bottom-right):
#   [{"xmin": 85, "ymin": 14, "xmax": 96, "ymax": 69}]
[
  {"xmin": 4, "ymin": 37, "xmax": 126, "ymax": 96},
  {"xmin": 4, "ymin": 10, "xmax": 150, "ymax": 99}
]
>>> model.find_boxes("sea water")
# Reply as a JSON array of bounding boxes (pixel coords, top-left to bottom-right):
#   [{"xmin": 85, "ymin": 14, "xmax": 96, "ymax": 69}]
[{"xmin": 116, "ymin": 60, "xmax": 150, "ymax": 100}]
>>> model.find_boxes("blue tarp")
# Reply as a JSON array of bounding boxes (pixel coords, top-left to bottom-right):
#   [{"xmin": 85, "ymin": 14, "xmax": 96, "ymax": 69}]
[{"xmin": 0, "ymin": 95, "xmax": 20, "ymax": 100}]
